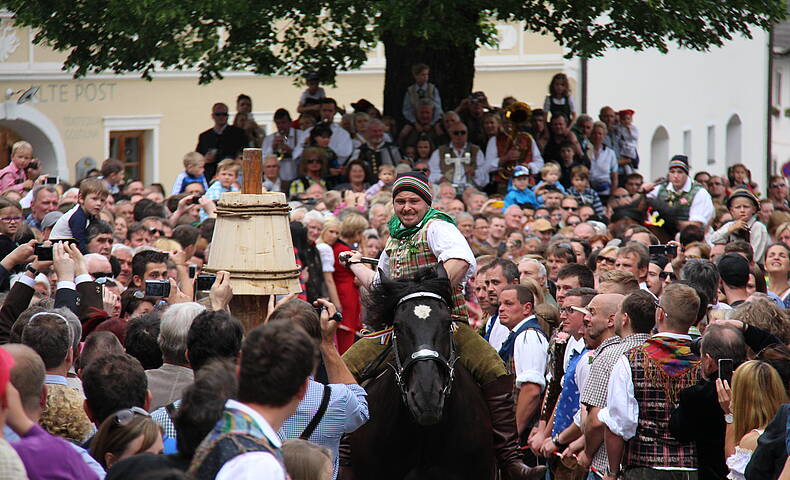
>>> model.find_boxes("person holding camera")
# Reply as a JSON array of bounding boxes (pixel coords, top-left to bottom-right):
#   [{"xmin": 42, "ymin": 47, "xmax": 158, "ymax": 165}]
[{"xmin": 709, "ymin": 188, "xmax": 768, "ymax": 262}]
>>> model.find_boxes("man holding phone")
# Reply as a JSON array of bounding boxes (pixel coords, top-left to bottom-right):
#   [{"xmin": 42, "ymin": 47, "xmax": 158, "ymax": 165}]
[{"xmin": 669, "ymin": 324, "xmax": 746, "ymax": 480}]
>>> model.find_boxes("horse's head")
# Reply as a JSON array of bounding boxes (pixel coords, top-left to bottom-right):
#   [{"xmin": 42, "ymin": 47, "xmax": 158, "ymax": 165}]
[{"xmin": 366, "ymin": 265, "xmax": 456, "ymax": 426}]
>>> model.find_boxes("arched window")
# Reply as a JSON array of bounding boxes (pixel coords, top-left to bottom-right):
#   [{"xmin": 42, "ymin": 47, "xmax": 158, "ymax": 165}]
[
  {"xmin": 650, "ymin": 126, "xmax": 670, "ymax": 181},
  {"xmin": 726, "ymin": 114, "xmax": 742, "ymax": 166}
]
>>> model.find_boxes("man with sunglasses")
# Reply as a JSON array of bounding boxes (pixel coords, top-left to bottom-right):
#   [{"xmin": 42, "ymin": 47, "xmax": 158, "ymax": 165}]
[
  {"xmin": 428, "ymin": 122, "xmax": 489, "ymax": 188},
  {"xmin": 767, "ymin": 174, "xmax": 790, "ymax": 211},
  {"xmin": 196, "ymin": 102, "xmax": 247, "ymax": 180}
]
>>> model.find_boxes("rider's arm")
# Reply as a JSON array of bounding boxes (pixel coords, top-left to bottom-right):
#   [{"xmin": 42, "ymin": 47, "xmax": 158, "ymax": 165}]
[
  {"xmin": 427, "ymin": 221, "xmax": 476, "ymax": 287},
  {"xmin": 442, "ymin": 258, "xmax": 470, "ymax": 287}
]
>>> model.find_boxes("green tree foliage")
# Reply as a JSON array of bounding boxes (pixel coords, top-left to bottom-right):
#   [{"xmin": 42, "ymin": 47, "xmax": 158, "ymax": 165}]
[{"xmin": 5, "ymin": 0, "xmax": 785, "ymax": 85}]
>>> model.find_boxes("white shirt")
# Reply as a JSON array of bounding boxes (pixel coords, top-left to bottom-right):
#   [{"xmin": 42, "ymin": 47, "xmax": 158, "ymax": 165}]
[
  {"xmin": 599, "ymin": 333, "xmax": 692, "ymax": 442},
  {"xmin": 216, "ymin": 400, "xmax": 285, "ymax": 480},
  {"xmin": 378, "ymin": 219, "xmax": 477, "ymax": 288},
  {"xmin": 512, "ymin": 316, "xmax": 549, "ymax": 389},
  {"xmin": 262, "ymin": 128, "xmax": 304, "ymax": 181},
  {"xmin": 428, "ymin": 143, "xmax": 489, "ymax": 187},
  {"xmin": 647, "ymin": 177, "xmax": 715, "ymax": 227},
  {"xmin": 485, "ymin": 313, "xmax": 510, "ymax": 352},
  {"xmin": 573, "ymin": 350, "xmax": 595, "ymax": 427},
  {"xmin": 317, "ymin": 243, "xmax": 335, "ymax": 273},
  {"xmin": 298, "ymin": 123, "xmax": 353, "ymax": 164},
  {"xmin": 484, "ymin": 136, "xmax": 544, "ymax": 176},
  {"xmin": 564, "ymin": 335, "xmax": 586, "ymax": 372}
]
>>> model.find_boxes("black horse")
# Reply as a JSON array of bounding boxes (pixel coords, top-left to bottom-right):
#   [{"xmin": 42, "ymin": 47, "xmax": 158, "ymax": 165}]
[{"xmin": 348, "ymin": 266, "xmax": 496, "ymax": 480}]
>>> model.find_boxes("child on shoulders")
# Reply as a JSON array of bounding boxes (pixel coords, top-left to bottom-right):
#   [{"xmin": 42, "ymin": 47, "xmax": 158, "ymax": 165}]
[
  {"xmin": 49, "ymin": 178, "xmax": 109, "ymax": 253},
  {"xmin": 503, "ymin": 166, "xmax": 538, "ymax": 210},
  {"xmin": 171, "ymin": 152, "xmax": 209, "ymax": 195}
]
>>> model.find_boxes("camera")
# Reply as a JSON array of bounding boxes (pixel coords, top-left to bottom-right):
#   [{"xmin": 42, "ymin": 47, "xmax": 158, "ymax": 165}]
[
  {"xmin": 188, "ymin": 264, "xmax": 197, "ymax": 279},
  {"xmin": 145, "ymin": 280, "xmax": 171, "ymax": 298},
  {"xmin": 34, "ymin": 244, "xmax": 53, "ymax": 261},
  {"xmin": 25, "ymin": 161, "xmax": 39, "ymax": 171},
  {"xmin": 195, "ymin": 273, "xmax": 216, "ymax": 291},
  {"xmin": 191, "ymin": 194, "xmax": 202, "ymax": 205},
  {"xmin": 648, "ymin": 244, "xmax": 678, "ymax": 258},
  {"xmin": 45, "ymin": 176, "xmax": 59, "ymax": 185}
]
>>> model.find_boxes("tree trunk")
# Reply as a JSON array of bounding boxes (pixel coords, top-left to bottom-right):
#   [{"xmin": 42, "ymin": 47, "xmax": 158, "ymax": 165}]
[{"xmin": 382, "ymin": 31, "xmax": 476, "ymax": 128}]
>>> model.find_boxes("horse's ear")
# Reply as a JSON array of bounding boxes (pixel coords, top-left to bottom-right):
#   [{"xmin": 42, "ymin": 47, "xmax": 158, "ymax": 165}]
[
  {"xmin": 435, "ymin": 263, "xmax": 448, "ymax": 281},
  {"xmin": 378, "ymin": 268, "xmax": 390, "ymax": 284}
]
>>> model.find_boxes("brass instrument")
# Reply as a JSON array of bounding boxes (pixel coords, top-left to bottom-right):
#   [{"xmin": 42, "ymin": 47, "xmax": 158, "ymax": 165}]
[{"xmin": 496, "ymin": 102, "xmax": 533, "ymax": 183}]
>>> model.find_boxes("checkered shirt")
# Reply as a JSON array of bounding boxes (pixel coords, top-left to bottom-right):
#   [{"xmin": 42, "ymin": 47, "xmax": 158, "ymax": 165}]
[
  {"xmin": 151, "ymin": 400, "xmax": 180, "ymax": 440},
  {"xmin": 0, "ymin": 438, "xmax": 25, "ymax": 479},
  {"xmin": 578, "ymin": 333, "xmax": 649, "ymax": 473}
]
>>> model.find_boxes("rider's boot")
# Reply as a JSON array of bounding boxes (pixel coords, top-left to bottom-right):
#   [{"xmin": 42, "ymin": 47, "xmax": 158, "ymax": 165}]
[{"xmin": 482, "ymin": 374, "xmax": 547, "ymax": 480}]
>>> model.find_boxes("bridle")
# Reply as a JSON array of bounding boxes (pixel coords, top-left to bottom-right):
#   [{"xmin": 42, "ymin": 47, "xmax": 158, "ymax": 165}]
[{"xmin": 390, "ymin": 291, "xmax": 458, "ymax": 406}]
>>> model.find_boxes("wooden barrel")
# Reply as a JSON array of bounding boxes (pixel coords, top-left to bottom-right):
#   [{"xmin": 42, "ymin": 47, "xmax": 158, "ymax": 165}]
[{"xmin": 204, "ymin": 191, "xmax": 301, "ymax": 296}]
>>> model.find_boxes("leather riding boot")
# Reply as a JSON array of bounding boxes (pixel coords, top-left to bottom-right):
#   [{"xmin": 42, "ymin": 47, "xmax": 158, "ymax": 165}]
[{"xmin": 482, "ymin": 374, "xmax": 547, "ymax": 480}]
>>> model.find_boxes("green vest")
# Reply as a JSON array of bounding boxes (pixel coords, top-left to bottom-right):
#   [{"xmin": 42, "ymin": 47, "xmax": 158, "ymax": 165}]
[
  {"xmin": 384, "ymin": 218, "xmax": 468, "ymax": 323},
  {"xmin": 656, "ymin": 181, "xmax": 704, "ymax": 222}
]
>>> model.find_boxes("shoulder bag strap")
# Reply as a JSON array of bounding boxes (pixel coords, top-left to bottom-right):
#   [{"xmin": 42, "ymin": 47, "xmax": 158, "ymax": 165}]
[{"xmin": 300, "ymin": 385, "xmax": 332, "ymax": 440}]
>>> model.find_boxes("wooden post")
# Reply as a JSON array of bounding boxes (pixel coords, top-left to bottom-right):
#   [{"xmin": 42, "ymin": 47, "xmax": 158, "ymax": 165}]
[
  {"xmin": 236, "ymin": 148, "xmax": 268, "ymax": 330},
  {"xmin": 242, "ymin": 148, "xmax": 262, "ymax": 194}
]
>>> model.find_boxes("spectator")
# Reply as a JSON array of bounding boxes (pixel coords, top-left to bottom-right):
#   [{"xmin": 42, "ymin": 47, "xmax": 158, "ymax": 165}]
[
  {"xmin": 282, "ymin": 439, "xmax": 333, "ymax": 480},
  {"xmin": 543, "ymin": 73, "xmax": 576, "ymax": 123},
  {"xmin": 195, "ymin": 103, "xmax": 247, "ymax": 180},
  {"xmin": 171, "ymin": 152, "xmax": 209, "ymax": 196},
  {"xmin": 728, "ymin": 297, "xmax": 790, "ymax": 345},
  {"xmin": 100, "ymin": 158, "xmax": 125, "ymax": 196},
  {"xmin": 402, "ymin": 63, "xmax": 442, "ymax": 125},
  {"xmin": 82, "ymin": 353, "xmax": 151, "ymax": 431},
  {"xmin": 547, "ymin": 244, "xmax": 579, "ymax": 285},
  {"xmin": 614, "ymin": 242, "xmax": 649, "ymax": 290},
  {"xmin": 586, "ymin": 121, "xmax": 618, "ymax": 200},
  {"xmin": 130, "ymin": 250, "xmax": 169, "ymax": 290},
  {"xmin": 50, "ymin": 178, "xmax": 110, "ymax": 253},
  {"xmin": 330, "ymin": 213, "xmax": 369, "ymax": 353},
  {"xmin": 765, "ymin": 243, "xmax": 790, "ymax": 306},
  {"xmin": 602, "ymin": 283, "xmax": 702, "ymax": 479},
  {"xmin": 146, "ymin": 302, "xmax": 206, "ymax": 411},
  {"xmin": 429, "ymin": 122, "xmax": 488, "ymax": 188},
  {"xmin": 187, "ymin": 319, "xmax": 318, "ymax": 480},
  {"xmin": 0, "ymin": 141, "xmax": 34, "ymax": 193},
  {"xmin": 90, "ymin": 408, "xmax": 163, "ymax": 470},
  {"xmin": 717, "ymin": 253, "xmax": 750, "ymax": 307},
  {"xmin": 480, "ymin": 258, "xmax": 520, "ymax": 351},
  {"xmin": 718, "ymin": 360, "xmax": 787, "ymax": 479},
  {"xmin": 2, "ymin": 344, "xmax": 100, "ymax": 479},
  {"xmin": 645, "ymin": 155, "xmax": 715, "ymax": 234},
  {"xmin": 709, "ymin": 188, "xmax": 768, "ymax": 262},
  {"xmin": 85, "ymin": 221, "xmax": 114, "ymax": 257},
  {"xmin": 125, "ymin": 312, "xmax": 163, "ymax": 370},
  {"xmin": 353, "ymin": 120, "xmax": 401, "ymax": 181},
  {"xmin": 263, "ymin": 109, "xmax": 303, "ymax": 182},
  {"xmin": 25, "ymin": 185, "xmax": 59, "ymax": 231},
  {"xmin": 272, "ymin": 299, "xmax": 368, "ymax": 479}
]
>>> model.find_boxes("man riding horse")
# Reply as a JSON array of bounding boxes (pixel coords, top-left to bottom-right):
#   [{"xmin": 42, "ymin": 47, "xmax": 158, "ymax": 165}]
[{"xmin": 341, "ymin": 171, "xmax": 544, "ymax": 479}]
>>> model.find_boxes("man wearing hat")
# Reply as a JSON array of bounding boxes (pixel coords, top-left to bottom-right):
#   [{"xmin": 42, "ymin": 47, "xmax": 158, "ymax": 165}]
[
  {"xmin": 342, "ymin": 171, "xmax": 544, "ymax": 479},
  {"xmin": 709, "ymin": 187, "xmax": 768, "ymax": 261},
  {"xmin": 644, "ymin": 155, "xmax": 714, "ymax": 233}
]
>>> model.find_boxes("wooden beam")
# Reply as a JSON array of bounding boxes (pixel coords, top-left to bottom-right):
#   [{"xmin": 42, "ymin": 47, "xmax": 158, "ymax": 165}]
[{"xmin": 241, "ymin": 148, "xmax": 262, "ymax": 194}]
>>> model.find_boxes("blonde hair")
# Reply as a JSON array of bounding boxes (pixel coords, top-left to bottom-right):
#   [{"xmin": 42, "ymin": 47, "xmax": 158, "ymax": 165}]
[
  {"xmin": 182, "ymin": 152, "xmax": 205, "ymax": 168},
  {"xmin": 79, "ymin": 177, "xmax": 110, "ymax": 199},
  {"xmin": 540, "ymin": 163, "xmax": 561, "ymax": 178},
  {"xmin": 216, "ymin": 158, "xmax": 241, "ymax": 174},
  {"xmin": 378, "ymin": 164, "xmax": 396, "ymax": 175},
  {"xmin": 319, "ymin": 216, "xmax": 340, "ymax": 244},
  {"xmin": 520, "ymin": 276, "xmax": 544, "ymax": 306},
  {"xmin": 11, "ymin": 141, "xmax": 32, "ymax": 156},
  {"xmin": 153, "ymin": 238, "xmax": 182, "ymax": 252},
  {"xmin": 340, "ymin": 213, "xmax": 369, "ymax": 239},
  {"xmin": 282, "ymin": 439, "xmax": 332, "ymax": 480},
  {"xmin": 40, "ymin": 384, "xmax": 92, "ymax": 443},
  {"xmin": 731, "ymin": 360, "xmax": 787, "ymax": 442}
]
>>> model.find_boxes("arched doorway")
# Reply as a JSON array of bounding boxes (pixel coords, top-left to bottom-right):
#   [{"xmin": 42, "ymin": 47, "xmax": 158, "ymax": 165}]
[
  {"xmin": 726, "ymin": 114, "xmax": 742, "ymax": 167},
  {"xmin": 651, "ymin": 126, "xmax": 670, "ymax": 181},
  {"xmin": 0, "ymin": 102, "xmax": 67, "ymax": 180}
]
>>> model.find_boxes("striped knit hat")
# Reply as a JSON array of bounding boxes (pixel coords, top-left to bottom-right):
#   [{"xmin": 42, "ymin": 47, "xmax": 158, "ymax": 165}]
[
  {"xmin": 668, "ymin": 155, "xmax": 690, "ymax": 174},
  {"xmin": 393, "ymin": 171, "xmax": 433, "ymax": 205}
]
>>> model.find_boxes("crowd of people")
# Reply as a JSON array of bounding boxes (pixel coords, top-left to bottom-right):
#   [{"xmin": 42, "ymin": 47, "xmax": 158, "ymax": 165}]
[{"xmin": 0, "ymin": 64, "xmax": 784, "ymax": 480}]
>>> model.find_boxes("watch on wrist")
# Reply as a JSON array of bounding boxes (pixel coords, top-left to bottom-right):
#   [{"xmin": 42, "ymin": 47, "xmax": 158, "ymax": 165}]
[
  {"xmin": 724, "ymin": 413, "xmax": 734, "ymax": 424},
  {"xmin": 552, "ymin": 434, "xmax": 568, "ymax": 450},
  {"xmin": 606, "ymin": 467, "xmax": 621, "ymax": 478},
  {"xmin": 25, "ymin": 263, "xmax": 39, "ymax": 276},
  {"xmin": 330, "ymin": 312, "xmax": 343, "ymax": 323}
]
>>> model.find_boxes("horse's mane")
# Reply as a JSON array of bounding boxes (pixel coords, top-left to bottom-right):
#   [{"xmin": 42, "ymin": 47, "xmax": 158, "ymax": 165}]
[{"xmin": 365, "ymin": 267, "xmax": 453, "ymax": 330}]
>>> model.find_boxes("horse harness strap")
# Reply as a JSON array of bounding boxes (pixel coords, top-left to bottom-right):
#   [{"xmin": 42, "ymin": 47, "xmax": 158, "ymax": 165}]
[
  {"xmin": 397, "ymin": 291, "xmax": 446, "ymax": 305},
  {"xmin": 300, "ymin": 385, "xmax": 332, "ymax": 440}
]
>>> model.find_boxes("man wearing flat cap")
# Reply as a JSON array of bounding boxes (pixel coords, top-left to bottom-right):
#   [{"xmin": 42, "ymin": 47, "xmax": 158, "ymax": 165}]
[
  {"xmin": 342, "ymin": 171, "xmax": 544, "ymax": 479},
  {"xmin": 642, "ymin": 155, "xmax": 714, "ymax": 234}
]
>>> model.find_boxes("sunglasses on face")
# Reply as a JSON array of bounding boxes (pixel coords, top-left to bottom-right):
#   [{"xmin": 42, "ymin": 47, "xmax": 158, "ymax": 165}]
[
  {"xmin": 659, "ymin": 272, "xmax": 677, "ymax": 281},
  {"xmin": 451, "ymin": 130, "xmax": 467, "ymax": 136},
  {"xmin": 148, "ymin": 228, "xmax": 165, "ymax": 236},
  {"xmin": 212, "ymin": 112, "xmax": 229, "ymax": 117},
  {"xmin": 414, "ymin": 168, "xmax": 430, "ymax": 174},
  {"xmin": 597, "ymin": 256, "xmax": 616, "ymax": 265},
  {"xmin": 562, "ymin": 206, "xmax": 578, "ymax": 211}
]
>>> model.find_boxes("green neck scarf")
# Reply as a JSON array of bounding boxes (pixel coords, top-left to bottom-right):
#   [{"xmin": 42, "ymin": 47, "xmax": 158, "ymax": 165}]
[{"xmin": 388, "ymin": 208, "xmax": 456, "ymax": 240}]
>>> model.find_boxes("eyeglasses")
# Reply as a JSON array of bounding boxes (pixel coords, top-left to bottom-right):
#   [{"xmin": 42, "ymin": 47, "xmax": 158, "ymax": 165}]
[
  {"xmin": 147, "ymin": 228, "xmax": 165, "ymax": 236},
  {"xmin": 659, "ymin": 271, "xmax": 677, "ymax": 281},
  {"xmin": 414, "ymin": 168, "xmax": 430, "ymax": 174},
  {"xmin": 451, "ymin": 130, "xmax": 467, "ymax": 136},
  {"xmin": 212, "ymin": 112, "xmax": 229, "ymax": 117},
  {"xmin": 770, "ymin": 183, "xmax": 786, "ymax": 189},
  {"xmin": 562, "ymin": 206, "xmax": 578, "ymax": 212},
  {"xmin": 560, "ymin": 306, "xmax": 590, "ymax": 315},
  {"xmin": 113, "ymin": 407, "xmax": 150, "ymax": 426},
  {"xmin": 0, "ymin": 216, "xmax": 21, "ymax": 223},
  {"xmin": 597, "ymin": 256, "xmax": 616, "ymax": 265}
]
